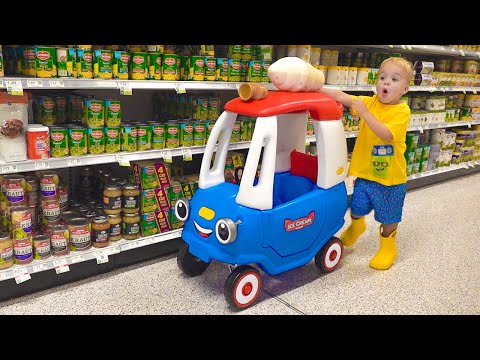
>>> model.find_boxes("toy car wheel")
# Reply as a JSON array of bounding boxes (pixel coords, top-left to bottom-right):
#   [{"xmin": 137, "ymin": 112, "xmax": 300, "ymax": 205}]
[
  {"xmin": 315, "ymin": 236, "xmax": 343, "ymax": 273},
  {"xmin": 224, "ymin": 265, "xmax": 262, "ymax": 310},
  {"xmin": 177, "ymin": 243, "xmax": 210, "ymax": 277}
]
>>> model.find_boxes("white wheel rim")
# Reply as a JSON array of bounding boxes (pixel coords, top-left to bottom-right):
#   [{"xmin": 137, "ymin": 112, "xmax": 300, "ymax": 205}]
[
  {"xmin": 324, "ymin": 242, "xmax": 342, "ymax": 269},
  {"xmin": 234, "ymin": 273, "xmax": 260, "ymax": 306}
]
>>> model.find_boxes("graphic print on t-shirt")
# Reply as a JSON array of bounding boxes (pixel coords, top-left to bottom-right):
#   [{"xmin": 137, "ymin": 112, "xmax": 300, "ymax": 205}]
[{"xmin": 371, "ymin": 145, "xmax": 394, "ymax": 179}]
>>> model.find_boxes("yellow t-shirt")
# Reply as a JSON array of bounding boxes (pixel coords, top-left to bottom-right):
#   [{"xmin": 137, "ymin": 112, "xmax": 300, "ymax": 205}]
[{"xmin": 349, "ymin": 95, "xmax": 410, "ymax": 186}]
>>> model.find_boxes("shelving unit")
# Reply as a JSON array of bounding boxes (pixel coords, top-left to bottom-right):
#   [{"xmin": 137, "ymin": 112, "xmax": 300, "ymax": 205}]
[{"xmin": 347, "ymin": 45, "xmax": 480, "ymax": 60}]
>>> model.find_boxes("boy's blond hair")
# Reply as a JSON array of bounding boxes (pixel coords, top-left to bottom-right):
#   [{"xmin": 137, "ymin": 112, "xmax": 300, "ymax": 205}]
[{"xmin": 380, "ymin": 57, "xmax": 414, "ymax": 84}]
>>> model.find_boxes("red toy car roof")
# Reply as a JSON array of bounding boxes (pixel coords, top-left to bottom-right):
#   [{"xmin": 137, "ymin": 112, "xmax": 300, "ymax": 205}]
[{"xmin": 224, "ymin": 91, "xmax": 344, "ymax": 120}]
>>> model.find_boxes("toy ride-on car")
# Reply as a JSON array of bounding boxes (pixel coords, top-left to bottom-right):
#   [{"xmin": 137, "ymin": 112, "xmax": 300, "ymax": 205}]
[{"xmin": 175, "ymin": 91, "xmax": 348, "ymax": 310}]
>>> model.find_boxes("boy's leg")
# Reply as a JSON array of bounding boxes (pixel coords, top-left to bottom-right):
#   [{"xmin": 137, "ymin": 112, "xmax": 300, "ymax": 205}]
[
  {"xmin": 370, "ymin": 182, "xmax": 406, "ymax": 270},
  {"xmin": 341, "ymin": 178, "xmax": 371, "ymax": 247}
]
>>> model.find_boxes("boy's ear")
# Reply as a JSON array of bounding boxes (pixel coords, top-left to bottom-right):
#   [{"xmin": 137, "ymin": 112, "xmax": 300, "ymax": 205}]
[{"xmin": 403, "ymin": 84, "xmax": 409, "ymax": 95}]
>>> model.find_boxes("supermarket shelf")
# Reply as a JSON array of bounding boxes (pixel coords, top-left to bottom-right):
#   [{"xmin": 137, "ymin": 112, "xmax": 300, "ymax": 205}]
[
  {"xmin": 409, "ymin": 120, "xmax": 480, "ymax": 132},
  {"xmin": 1, "ymin": 77, "xmax": 480, "ymax": 94},
  {"xmin": 0, "ymin": 229, "xmax": 183, "ymax": 283},
  {"xmin": 347, "ymin": 45, "xmax": 480, "ymax": 60},
  {"xmin": 407, "ymin": 160, "xmax": 480, "ymax": 181}
]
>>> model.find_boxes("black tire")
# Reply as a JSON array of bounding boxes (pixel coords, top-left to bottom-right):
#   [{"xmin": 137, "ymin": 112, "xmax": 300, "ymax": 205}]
[
  {"xmin": 224, "ymin": 265, "xmax": 261, "ymax": 310},
  {"xmin": 315, "ymin": 236, "xmax": 343, "ymax": 273},
  {"xmin": 177, "ymin": 243, "xmax": 210, "ymax": 277}
]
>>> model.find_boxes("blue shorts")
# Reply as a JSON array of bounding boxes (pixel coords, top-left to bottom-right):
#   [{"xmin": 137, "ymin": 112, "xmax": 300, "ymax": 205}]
[{"xmin": 350, "ymin": 178, "xmax": 406, "ymax": 224}]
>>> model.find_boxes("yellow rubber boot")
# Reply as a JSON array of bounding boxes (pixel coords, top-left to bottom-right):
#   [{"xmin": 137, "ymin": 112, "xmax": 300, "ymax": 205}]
[
  {"xmin": 340, "ymin": 216, "xmax": 366, "ymax": 247},
  {"xmin": 369, "ymin": 226, "xmax": 398, "ymax": 270}
]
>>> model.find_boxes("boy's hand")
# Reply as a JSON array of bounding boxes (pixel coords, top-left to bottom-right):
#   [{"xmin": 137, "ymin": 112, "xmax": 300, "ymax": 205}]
[{"xmin": 351, "ymin": 98, "xmax": 368, "ymax": 118}]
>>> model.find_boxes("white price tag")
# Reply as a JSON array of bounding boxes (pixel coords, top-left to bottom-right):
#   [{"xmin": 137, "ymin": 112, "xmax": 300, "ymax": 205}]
[
  {"xmin": 400, "ymin": 45, "xmax": 406, "ymax": 50},
  {"xmin": 0, "ymin": 272, "xmax": 6, "ymax": 281},
  {"xmin": 1, "ymin": 164, "xmax": 18, "ymax": 173},
  {"xmin": 117, "ymin": 81, "xmax": 132, "ymax": 95},
  {"xmin": 418, "ymin": 127, "xmax": 424, "ymax": 134},
  {"xmin": 32, "ymin": 263, "xmax": 48, "ymax": 272},
  {"xmin": 182, "ymin": 148, "xmax": 193, "ymax": 161},
  {"xmin": 14, "ymin": 269, "xmax": 31, "ymax": 284},
  {"xmin": 463, "ymin": 90, "xmax": 467, "ymax": 94},
  {"xmin": 440, "ymin": 46, "xmax": 446, "ymax": 51},
  {"xmin": 67, "ymin": 158, "xmax": 81, "ymax": 166},
  {"xmin": 221, "ymin": 83, "xmax": 230, "ymax": 88},
  {"xmin": 0, "ymin": 79, "xmax": 4, "ymax": 88},
  {"xmin": 27, "ymin": 79, "xmax": 44, "ymax": 87},
  {"xmin": 161, "ymin": 150, "xmax": 173, "ymax": 163},
  {"xmin": 48, "ymin": 79, "xmax": 65, "ymax": 88},
  {"xmin": 462, "ymin": 163, "xmax": 469, "ymax": 169},
  {"xmin": 106, "ymin": 246, "xmax": 120, "ymax": 255},
  {"xmin": 406, "ymin": 45, "xmax": 412, "ymax": 50},
  {"xmin": 460, "ymin": 50, "xmax": 465, "ymax": 56},
  {"xmin": 235, "ymin": 83, "xmax": 241, "ymax": 90},
  {"xmin": 96, "ymin": 251, "xmax": 109, "ymax": 264},
  {"xmin": 71, "ymin": 255, "xmax": 85, "ymax": 263},
  {"xmin": 34, "ymin": 161, "xmax": 49, "ymax": 170},
  {"xmin": 6, "ymin": 80, "xmax": 23, "ymax": 95},
  {"xmin": 467, "ymin": 122, "xmax": 472, "ymax": 128},
  {"xmin": 53, "ymin": 258, "xmax": 70, "ymax": 273},
  {"xmin": 173, "ymin": 230, "xmax": 182, "ymax": 238},
  {"xmin": 429, "ymin": 87, "xmax": 437, "ymax": 93},
  {"xmin": 175, "ymin": 83, "xmax": 186, "ymax": 94},
  {"xmin": 116, "ymin": 154, "xmax": 130, "ymax": 167},
  {"xmin": 474, "ymin": 90, "xmax": 477, "ymax": 94},
  {"xmin": 388, "ymin": 45, "xmax": 394, "ymax": 48},
  {"xmin": 53, "ymin": 259, "xmax": 68, "ymax": 267}
]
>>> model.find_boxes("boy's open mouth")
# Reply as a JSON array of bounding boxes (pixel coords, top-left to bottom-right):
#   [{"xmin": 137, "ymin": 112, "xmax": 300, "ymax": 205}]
[{"xmin": 383, "ymin": 89, "xmax": 388, "ymax": 95}]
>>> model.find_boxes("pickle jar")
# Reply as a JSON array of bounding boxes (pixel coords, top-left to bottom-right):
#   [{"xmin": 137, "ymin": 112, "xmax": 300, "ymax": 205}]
[
  {"xmin": 108, "ymin": 214, "xmax": 122, "ymax": 241},
  {"xmin": 122, "ymin": 183, "xmax": 140, "ymax": 213},
  {"xmin": 122, "ymin": 212, "xmax": 140, "ymax": 240},
  {"xmin": 91, "ymin": 216, "xmax": 110, "ymax": 248},
  {"xmin": 0, "ymin": 232, "xmax": 14, "ymax": 269},
  {"xmin": 103, "ymin": 183, "xmax": 122, "ymax": 215}
]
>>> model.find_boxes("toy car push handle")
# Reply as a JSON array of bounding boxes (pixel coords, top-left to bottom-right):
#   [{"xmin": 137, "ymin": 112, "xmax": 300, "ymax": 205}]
[{"xmin": 268, "ymin": 57, "xmax": 325, "ymax": 92}]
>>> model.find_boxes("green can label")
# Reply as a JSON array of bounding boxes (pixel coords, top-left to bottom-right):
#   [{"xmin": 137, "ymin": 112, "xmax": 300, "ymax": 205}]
[
  {"xmin": 68, "ymin": 126, "xmax": 88, "ymax": 156},
  {"xmin": 137, "ymin": 124, "xmax": 152, "ymax": 151},
  {"xmin": 104, "ymin": 127, "xmax": 121, "ymax": 153},
  {"xmin": 37, "ymin": 96, "xmax": 57, "ymax": 125},
  {"xmin": 204, "ymin": 57, "xmax": 216, "ymax": 81},
  {"xmin": 130, "ymin": 52, "xmax": 149, "ymax": 80},
  {"xmin": 189, "ymin": 56, "xmax": 205, "ymax": 81},
  {"xmin": 207, "ymin": 97, "xmax": 220, "ymax": 120},
  {"xmin": 240, "ymin": 60, "xmax": 249, "ymax": 82},
  {"xmin": 231, "ymin": 120, "xmax": 241, "ymax": 143},
  {"xmin": 216, "ymin": 58, "xmax": 228, "ymax": 81},
  {"xmin": 161, "ymin": 54, "xmax": 178, "ymax": 81},
  {"xmin": 180, "ymin": 121, "xmax": 194, "ymax": 147},
  {"xmin": 76, "ymin": 49, "xmax": 93, "ymax": 78},
  {"xmin": 50, "ymin": 127, "xmax": 69, "ymax": 157},
  {"xmin": 246, "ymin": 60, "xmax": 262, "ymax": 82},
  {"xmin": 68, "ymin": 95, "xmax": 84, "ymax": 123},
  {"xmin": 179, "ymin": 56, "xmax": 190, "ymax": 80},
  {"xmin": 148, "ymin": 52, "xmax": 162, "ymax": 80},
  {"xmin": 22, "ymin": 47, "xmax": 36, "ymax": 76},
  {"xmin": 228, "ymin": 45, "xmax": 242, "ymax": 59},
  {"xmin": 88, "ymin": 127, "xmax": 105, "ymax": 154},
  {"xmin": 121, "ymin": 125, "xmax": 137, "ymax": 152},
  {"xmin": 105, "ymin": 100, "xmax": 121, "ymax": 127},
  {"xmin": 56, "ymin": 96, "xmax": 67, "ymax": 124},
  {"xmin": 261, "ymin": 61, "xmax": 271, "ymax": 82},
  {"xmin": 241, "ymin": 45, "xmax": 253, "ymax": 61},
  {"xmin": 206, "ymin": 120, "xmax": 215, "ymax": 140},
  {"xmin": 228, "ymin": 59, "xmax": 242, "ymax": 82},
  {"xmin": 84, "ymin": 99, "xmax": 105, "ymax": 127},
  {"xmin": 151, "ymin": 123, "xmax": 165, "ymax": 149},
  {"xmin": 113, "ymin": 51, "xmax": 129, "ymax": 79},
  {"xmin": 93, "ymin": 49, "xmax": 113, "ymax": 79},
  {"xmin": 193, "ymin": 121, "xmax": 206, "ymax": 146},
  {"xmin": 35, "ymin": 46, "xmax": 57, "ymax": 78},
  {"xmin": 165, "ymin": 122, "xmax": 180, "ymax": 149}
]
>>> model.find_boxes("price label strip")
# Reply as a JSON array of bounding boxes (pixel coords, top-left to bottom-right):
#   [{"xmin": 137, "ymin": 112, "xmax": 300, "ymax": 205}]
[
  {"xmin": 27, "ymin": 79, "xmax": 44, "ymax": 88},
  {"xmin": 32, "ymin": 263, "xmax": 49, "ymax": 272},
  {"xmin": 53, "ymin": 259, "xmax": 70, "ymax": 274},
  {"xmin": 1, "ymin": 164, "xmax": 18, "ymax": 173},
  {"xmin": 175, "ymin": 83, "xmax": 186, "ymax": 94},
  {"xmin": 67, "ymin": 158, "xmax": 81, "ymax": 167},
  {"xmin": 106, "ymin": 246, "xmax": 121, "ymax": 255},
  {"xmin": 6, "ymin": 80, "xmax": 24, "ymax": 96},
  {"xmin": 14, "ymin": 269, "xmax": 31, "ymax": 284},
  {"xmin": 182, "ymin": 148, "xmax": 193, "ymax": 161},
  {"xmin": 34, "ymin": 161, "xmax": 50, "ymax": 170},
  {"xmin": 161, "ymin": 150, "xmax": 173, "ymax": 163},
  {"xmin": 117, "ymin": 81, "xmax": 133, "ymax": 96},
  {"xmin": 70, "ymin": 255, "xmax": 85, "ymax": 264},
  {"xmin": 116, "ymin": 154, "xmax": 130, "ymax": 167},
  {"xmin": 96, "ymin": 251, "xmax": 109, "ymax": 264}
]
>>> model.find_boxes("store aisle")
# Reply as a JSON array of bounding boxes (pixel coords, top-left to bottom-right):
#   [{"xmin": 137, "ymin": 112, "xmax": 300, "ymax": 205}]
[{"xmin": 1, "ymin": 173, "xmax": 479, "ymax": 315}]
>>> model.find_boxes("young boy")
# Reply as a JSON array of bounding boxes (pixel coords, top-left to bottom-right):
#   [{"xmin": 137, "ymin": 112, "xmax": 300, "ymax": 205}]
[{"xmin": 320, "ymin": 57, "xmax": 414, "ymax": 270}]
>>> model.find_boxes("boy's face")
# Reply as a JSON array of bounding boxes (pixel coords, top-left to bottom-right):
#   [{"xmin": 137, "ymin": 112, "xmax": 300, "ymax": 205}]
[{"xmin": 376, "ymin": 62, "xmax": 409, "ymax": 105}]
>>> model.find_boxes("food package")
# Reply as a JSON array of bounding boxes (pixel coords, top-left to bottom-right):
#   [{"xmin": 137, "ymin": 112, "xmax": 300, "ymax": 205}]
[{"xmin": 0, "ymin": 91, "xmax": 29, "ymax": 162}]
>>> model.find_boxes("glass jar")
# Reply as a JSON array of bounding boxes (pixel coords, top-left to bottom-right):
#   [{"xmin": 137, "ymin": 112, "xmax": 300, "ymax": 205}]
[
  {"xmin": 68, "ymin": 218, "xmax": 92, "ymax": 251},
  {"xmin": 91, "ymin": 216, "xmax": 110, "ymax": 248},
  {"xmin": 103, "ymin": 184, "xmax": 122, "ymax": 215},
  {"xmin": 122, "ymin": 212, "xmax": 140, "ymax": 240},
  {"xmin": 33, "ymin": 234, "xmax": 52, "ymax": 260},
  {"xmin": 122, "ymin": 184, "xmax": 140, "ymax": 213},
  {"xmin": 108, "ymin": 214, "xmax": 122, "ymax": 241},
  {"xmin": 0, "ymin": 232, "xmax": 14, "ymax": 269}
]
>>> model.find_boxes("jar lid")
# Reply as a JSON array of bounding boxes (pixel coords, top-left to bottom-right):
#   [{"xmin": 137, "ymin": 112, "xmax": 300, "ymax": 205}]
[
  {"xmin": 27, "ymin": 125, "xmax": 49, "ymax": 132},
  {"xmin": 93, "ymin": 216, "xmax": 108, "ymax": 224},
  {"xmin": 105, "ymin": 183, "xmax": 121, "ymax": 190},
  {"xmin": 123, "ymin": 212, "xmax": 139, "ymax": 217},
  {"xmin": 69, "ymin": 217, "xmax": 91, "ymax": 226},
  {"xmin": 123, "ymin": 183, "xmax": 139, "ymax": 190},
  {"xmin": 108, "ymin": 213, "xmax": 121, "ymax": 219}
]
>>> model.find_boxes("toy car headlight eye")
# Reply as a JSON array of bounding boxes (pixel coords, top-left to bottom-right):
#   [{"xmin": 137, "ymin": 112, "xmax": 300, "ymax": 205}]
[
  {"xmin": 215, "ymin": 218, "xmax": 237, "ymax": 245},
  {"xmin": 174, "ymin": 198, "xmax": 190, "ymax": 221}
]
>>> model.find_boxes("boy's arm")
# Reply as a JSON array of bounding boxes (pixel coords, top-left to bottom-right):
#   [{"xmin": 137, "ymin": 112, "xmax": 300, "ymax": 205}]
[
  {"xmin": 319, "ymin": 88, "xmax": 353, "ymax": 108},
  {"xmin": 351, "ymin": 98, "xmax": 393, "ymax": 142}
]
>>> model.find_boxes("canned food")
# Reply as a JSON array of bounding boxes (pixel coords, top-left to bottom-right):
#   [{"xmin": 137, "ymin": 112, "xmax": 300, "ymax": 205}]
[
  {"xmin": 68, "ymin": 218, "xmax": 92, "ymax": 251},
  {"xmin": 180, "ymin": 120, "xmax": 194, "ymax": 147},
  {"xmin": 165, "ymin": 122, "xmax": 180, "ymax": 148},
  {"xmin": 121, "ymin": 124, "xmax": 137, "ymax": 152},
  {"xmin": 88, "ymin": 127, "xmax": 105, "ymax": 154},
  {"xmin": 193, "ymin": 121, "xmax": 206, "ymax": 146},
  {"xmin": 3, "ymin": 175, "xmax": 27, "ymax": 206},
  {"xmin": 56, "ymin": 47, "xmax": 77, "ymax": 78},
  {"xmin": 136, "ymin": 124, "xmax": 152, "ymax": 151},
  {"xmin": 76, "ymin": 48, "xmax": 93, "ymax": 78},
  {"xmin": 216, "ymin": 58, "xmax": 228, "ymax": 81},
  {"xmin": 84, "ymin": 99, "xmax": 105, "ymax": 127},
  {"xmin": 49, "ymin": 126, "xmax": 69, "ymax": 157},
  {"xmin": 33, "ymin": 234, "xmax": 51, "ymax": 260},
  {"xmin": 204, "ymin": 57, "xmax": 216, "ymax": 81},
  {"xmin": 13, "ymin": 236, "xmax": 33, "ymax": 265},
  {"xmin": 25, "ymin": 176, "xmax": 39, "ymax": 206},
  {"xmin": 0, "ymin": 232, "xmax": 14, "ymax": 269},
  {"xmin": 36, "ymin": 96, "xmax": 57, "ymax": 125},
  {"xmin": 58, "ymin": 184, "xmax": 69, "ymax": 211},
  {"xmin": 130, "ymin": 52, "xmax": 149, "ymax": 80},
  {"xmin": 104, "ymin": 127, "xmax": 121, "ymax": 153},
  {"xmin": 148, "ymin": 52, "xmax": 162, "ymax": 80},
  {"xmin": 113, "ymin": 51, "xmax": 130, "ymax": 79},
  {"xmin": 49, "ymin": 224, "xmax": 70, "ymax": 256},
  {"xmin": 161, "ymin": 54, "xmax": 178, "ymax": 81},
  {"xmin": 93, "ymin": 49, "xmax": 113, "ymax": 79},
  {"xmin": 151, "ymin": 123, "xmax": 165, "ymax": 149},
  {"xmin": 35, "ymin": 46, "xmax": 57, "ymax": 78},
  {"xmin": 40, "ymin": 171, "xmax": 59, "ymax": 200},
  {"xmin": 68, "ymin": 125, "xmax": 88, "ymax": 156}
]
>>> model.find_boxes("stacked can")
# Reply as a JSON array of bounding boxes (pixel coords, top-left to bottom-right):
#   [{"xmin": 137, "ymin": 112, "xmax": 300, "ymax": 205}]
[{"xmin": 40, "ymin": 171, "xmax": 61, "ymax": 230}]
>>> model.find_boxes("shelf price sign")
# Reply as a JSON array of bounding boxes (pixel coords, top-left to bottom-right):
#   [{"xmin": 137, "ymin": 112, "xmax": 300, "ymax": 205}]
[
  {"xmin": 181, "ymin": 149, "xmax": 193, "ymax": 161},
  {"xmin": 96, "ymin": 251, "xmax": 109, "ymax": 264},
  {"xmin": 161, "ymin": 150, "xmax": 173, "ymax": 163},
  {"xmin": 53, "ymin": 259, "xmax": 70, "ymax": 274},
  {"xmin": 6, "ymin": 80, "xmax": 23, "ymax": 96},
  {"xmin": 1, "ymin": 164, "xmax": 18, "ymax": 174},
  {"xmin": 175, "ymin": 83, "xmax": 186, "ymax": 94},
  {"xmin": 27, "ymin": 79, "xmax": 44, "ymax": 88},
  {"xmin": 14, "ymin": 268, "xmax": 31, "ymax": 284},
  {"xmin": 48, "ymin": 79, "xmax": 65, "ymax": 88},
  {"xmin": 117, "ymin": 81, "xmax": 132, "ymax": 96}
]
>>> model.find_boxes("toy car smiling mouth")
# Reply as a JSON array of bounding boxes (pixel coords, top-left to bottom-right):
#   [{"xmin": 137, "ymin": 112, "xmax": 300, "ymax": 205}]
[{"xmin": 175, "ymin": 91, "xmax": 348, "ymax": 310}]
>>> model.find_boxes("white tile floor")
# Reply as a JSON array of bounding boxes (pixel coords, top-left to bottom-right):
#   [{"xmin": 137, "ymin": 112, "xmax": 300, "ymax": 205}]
[{"xmin": 1, "ymin": 172, "xmax": 479, "ymax": 315}]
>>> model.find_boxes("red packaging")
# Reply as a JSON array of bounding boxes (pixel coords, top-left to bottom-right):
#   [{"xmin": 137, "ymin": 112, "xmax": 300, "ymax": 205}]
[{"xmin": 26, "ymin": 125, "xmax": 50, "ymax": 159}]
